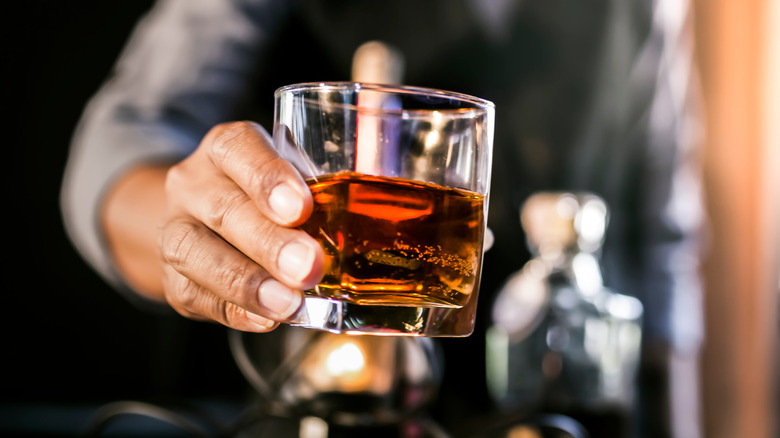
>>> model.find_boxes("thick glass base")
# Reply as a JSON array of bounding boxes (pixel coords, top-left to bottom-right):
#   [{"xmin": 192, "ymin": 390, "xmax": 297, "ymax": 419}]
[{"xmin": 287, "ymin": 294, "xmax": 479, "ymax": 337}]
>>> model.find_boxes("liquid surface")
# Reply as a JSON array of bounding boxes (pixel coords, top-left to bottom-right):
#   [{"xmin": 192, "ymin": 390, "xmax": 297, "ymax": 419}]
[{"xmin": 301, "ymin": 171, "xmax": 485, "ymax": 308}]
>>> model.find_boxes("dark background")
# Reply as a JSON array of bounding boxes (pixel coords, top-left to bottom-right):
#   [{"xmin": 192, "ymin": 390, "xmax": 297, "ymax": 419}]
[
  {"xmin": 5, "ymin": 0, "xmax": 248, "ymax": 418},
  {"xmin": 5, "ymin": 5, "xmax": 493, "ymax": 436},
  {"xmin": 6, "ymin": 3, "xmax": 777, "ymax": 438}
]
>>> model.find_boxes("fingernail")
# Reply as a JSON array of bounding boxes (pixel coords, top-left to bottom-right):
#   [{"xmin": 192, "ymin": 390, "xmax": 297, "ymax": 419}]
[
  {"xmin": 246, "ymin": 311, "xmax": 276, "ymax": 329},
  {"xmin": 278, "ymin": 240, "xmax": 315, "ymax": 283},
  {"xmin": 258, "ymin": 279, "xmax": 301, "ymax": 318},
  {"xmin": 269, "ymin": 184, "xmax": 303, "ymax": 223}
]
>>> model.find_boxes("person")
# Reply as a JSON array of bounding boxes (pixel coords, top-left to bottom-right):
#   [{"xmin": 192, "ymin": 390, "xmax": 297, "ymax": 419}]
[{"xmin": 61, "ymin": 0, "xmax": 706, "ymax": 436}]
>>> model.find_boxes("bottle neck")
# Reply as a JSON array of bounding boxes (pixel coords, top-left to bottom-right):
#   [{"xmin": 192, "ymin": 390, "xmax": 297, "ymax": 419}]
[{"xmin": 535, "ymin": 246, "xmax": 605, "ymax": 299}]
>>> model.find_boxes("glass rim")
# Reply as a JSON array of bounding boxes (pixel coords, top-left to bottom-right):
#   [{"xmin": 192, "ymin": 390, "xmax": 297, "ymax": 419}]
[{"xmin": 274, "ymin": 81, "xmax": 495, "ymax": 117}]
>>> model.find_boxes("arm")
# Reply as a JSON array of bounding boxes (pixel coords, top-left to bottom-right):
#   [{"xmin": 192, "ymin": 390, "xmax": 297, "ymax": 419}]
[
  {"xmin": 61, "ymin": 0, "xmax": 322, "ymax": 331},
  {"xmin": 101, "ymin": 164, "xmax": 169, "ymax": 300}
]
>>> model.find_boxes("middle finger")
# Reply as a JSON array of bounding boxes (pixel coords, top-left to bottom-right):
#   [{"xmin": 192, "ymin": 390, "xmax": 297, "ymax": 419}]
[
  {"xmin": 175, "ymin": 174, "xmax": 324, "ymax": 289},
  {"xmin": 160, "ymin": 217, "xmax": 303, "ymax": 321}
]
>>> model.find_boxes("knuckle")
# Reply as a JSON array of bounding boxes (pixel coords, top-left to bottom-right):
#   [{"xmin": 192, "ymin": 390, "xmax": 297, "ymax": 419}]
[
  {"xmin": 160, "ymin": 220, "xmax": 201, "ymax": 268},
  {"xmin": 246, "ymin": 218, "xmax": 281, "ymax": 257},
  {"xmin": 210, "ymin": 296, "xmax": 231, "ymax": 327},
  {"xmin": 220, "ymin": 301, "xmax": 247, "ymax": 329},
  {"xmin": 215, "ymin": 259, "xmax": 262, "ymax": 300},
  {"xmin": 252, "ymin": 156, "xmax": 290, "ymax": 194},
  {"xmin": 163, "ymin": 163, "xmax": 187, "ymax": 195},
  {"xmin": 206, "ymin": 121, "xmax": 288, "ymax": 199},
  {"xmin": 163, "ymin": 271, "xmax": 201, "ymax": 313},
  {"xmin": 205, "ymin": 189, "xmax": 249, "ymax": 231},
  {"xmin": 176, "ymin": 280, "xmax": 203, "ymax": 311},
  {"xmin": 206, "ymin": 121, "xmax": 258, "ymax": 164}
]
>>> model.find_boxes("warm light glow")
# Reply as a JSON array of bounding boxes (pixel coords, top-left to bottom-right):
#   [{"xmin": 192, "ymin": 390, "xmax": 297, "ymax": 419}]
[
  {"xmin": 424, "ymin": 130, "xmax": 441, "ymax": 148},
  {"xmin": 325, "ymin": 341, "xmax": 366, "ymax": 377},
  {"xmin": 431, "ymin": 110, "xmax": 443, "ymax": 125}
]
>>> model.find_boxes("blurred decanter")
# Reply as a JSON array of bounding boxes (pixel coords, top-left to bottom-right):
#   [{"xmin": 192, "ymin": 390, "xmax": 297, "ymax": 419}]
[{"xmin": 486, "ymin": 192, "xmax": 643, "ymax": 436}]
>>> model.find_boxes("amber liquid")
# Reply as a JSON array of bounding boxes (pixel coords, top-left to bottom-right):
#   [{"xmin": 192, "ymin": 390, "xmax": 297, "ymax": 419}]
[{"xmin": 301, "ymin": 171, "xmax": 485, "ymax": 308}]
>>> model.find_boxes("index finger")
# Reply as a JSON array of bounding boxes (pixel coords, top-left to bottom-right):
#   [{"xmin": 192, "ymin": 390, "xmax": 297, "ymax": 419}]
[{"xmin": 203, "ymin": 121, "xmax": 312, "ymax": 227}]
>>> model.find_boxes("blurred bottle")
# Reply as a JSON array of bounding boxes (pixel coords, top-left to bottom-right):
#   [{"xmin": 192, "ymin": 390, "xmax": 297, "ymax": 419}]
[{"xmin": 486, "ymin": 192, "xmax": 643, "ymax": 437}]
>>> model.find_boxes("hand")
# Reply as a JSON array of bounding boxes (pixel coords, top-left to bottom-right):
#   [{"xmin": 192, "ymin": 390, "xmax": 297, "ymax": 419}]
[{"xmin": 160, "ymin": 121, "xmax": 324, "ymax": 332}]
